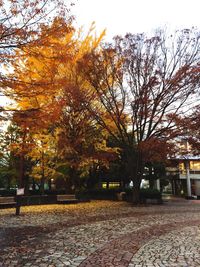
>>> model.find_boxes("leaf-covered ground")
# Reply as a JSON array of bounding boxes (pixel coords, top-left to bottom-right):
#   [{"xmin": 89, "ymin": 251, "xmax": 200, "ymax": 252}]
[{"xmin": 1, "ymin": 199, "xmax": 200, "ymax": 266}]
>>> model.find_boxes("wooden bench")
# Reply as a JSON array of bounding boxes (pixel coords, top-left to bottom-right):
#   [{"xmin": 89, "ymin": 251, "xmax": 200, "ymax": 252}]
[
  {"xmin": 57, "ymin": 194, "xmax": 78, "ymax": 204},
  {"xmin": 0, "ymin": 196, "xmax": 16, "ymax": 209},
  {"xmin": 0, "ymin": 196, "xmax": 21, "ymax": 215}
]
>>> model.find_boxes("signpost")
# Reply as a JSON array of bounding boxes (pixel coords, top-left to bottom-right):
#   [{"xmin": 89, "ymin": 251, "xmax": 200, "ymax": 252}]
[{"xmin": 16, "ymin": 188, "xmax": 24, "ymax": 215}]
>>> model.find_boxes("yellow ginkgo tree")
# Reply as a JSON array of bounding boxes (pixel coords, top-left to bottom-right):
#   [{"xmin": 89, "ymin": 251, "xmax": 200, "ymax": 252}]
[{"xmin": 9, "ymin": 17, "xmax": 116, "ymax": 193}]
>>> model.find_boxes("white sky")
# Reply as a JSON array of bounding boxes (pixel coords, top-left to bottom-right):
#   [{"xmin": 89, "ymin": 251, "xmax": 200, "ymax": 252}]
[
  {"xmin": 72, "ymin": 0, "xmax": 200, "ymax": 41},
  {"xmin": 1, "ymin": 0, "xmax": 199, "ymax": 111}
]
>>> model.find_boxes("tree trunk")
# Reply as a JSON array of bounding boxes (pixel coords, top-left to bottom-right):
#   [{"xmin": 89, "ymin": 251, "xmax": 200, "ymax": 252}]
[
  {"xmin": 48, "ymin": 179, "xmax": 52, "ymax": 190},
  {"xmin": 132, "ymin": 178, "xmax": 141, "ymax": 204},
  {"xmin": 106, "ymin": 181, "xmax": 109, "ymax": 189},
  {"xmin": 32, "ymin": 179, "xmax": 36, "ymax": 190},
  {"xmin": 24, "ymin": 175, "xmax": 29, "ymax": 195},
  {"xmin": 40, "ymin": 151, "xmax": 45, "ymax": 194},
  {"xmin": 40, "ymin": 177, "xmax": 45, "ymax": 194},
  {"xmin": 70, "ymin": 167, "xmax": 80, "ymax": 192},
  {"xmin": 149, "ymin": 179, "xmax": 154, "ymax": 189},
  {"xmin": 18, "ymin": 128, "xmax": 27, "ymax": 192},
  {"xmin": 19, "ymin": 154, "xmax": 25, "ymax": 188},
  {"xmin": 128, "ymin": 151, "xmax": 143, "ymax": 204},
  {"xmin": 65, "ymin": 175, "xmax": 74, "ymax": 194},
  {"xmin": 6, "ymin": 176, "xmax": 11, "ymax": 190}
]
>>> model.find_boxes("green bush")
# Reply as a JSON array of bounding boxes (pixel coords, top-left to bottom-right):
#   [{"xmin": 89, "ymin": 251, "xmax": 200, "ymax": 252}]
[
  {"xmin": 0, "ymin": 189, "xmax": 16, "ymax": 196},
  {"xmin": 124, "ymin": 188, "xmax": 161, "ymax": 202},
  {"xmin": 140, "ymin": 188, "xmax": 162, "ymax": 199},
  {"xmin": 76, "ymin": 187, "xmax": 162, "ymax": 202},
  {"xmin": 76, "ymin": 188, "xmax": 121, "ymax": 200}
]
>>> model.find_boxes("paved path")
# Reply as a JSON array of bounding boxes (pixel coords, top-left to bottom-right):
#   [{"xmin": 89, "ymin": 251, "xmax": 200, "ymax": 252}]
[{"xmin": 1, "ymin": 199, "xmax": 200, "ymax": 266}]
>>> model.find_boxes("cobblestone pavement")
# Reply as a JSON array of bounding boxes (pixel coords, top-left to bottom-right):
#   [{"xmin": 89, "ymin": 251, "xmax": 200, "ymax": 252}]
[
  {"xmin": 1, "ymin": 199, "xmax": 200, "ymax": 266},
  {"xmin": 129, "ymin": 225, "xmax": 200, "ymax": 267}
]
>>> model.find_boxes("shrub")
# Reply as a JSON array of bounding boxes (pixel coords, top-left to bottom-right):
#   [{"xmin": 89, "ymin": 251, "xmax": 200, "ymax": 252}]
[
  {"xmin": 140, "ymin": 188, "xmax": 162, "ymax": 200},
  {"xmin": 76, "ymin": 188, "xmax": 121, "ymax": 200},
  {"xmin": 124, "ymin": 188, "xmax": 162, "ymax": 203},
  {"xmin": 0, "ymin": 189, "xmax": 16, "ymax": 196}
]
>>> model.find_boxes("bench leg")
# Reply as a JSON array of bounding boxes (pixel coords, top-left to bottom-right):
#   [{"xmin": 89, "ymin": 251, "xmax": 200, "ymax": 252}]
[{"xmin": 16, "ymin": 205, "xmax": 20, "ymax": 216}]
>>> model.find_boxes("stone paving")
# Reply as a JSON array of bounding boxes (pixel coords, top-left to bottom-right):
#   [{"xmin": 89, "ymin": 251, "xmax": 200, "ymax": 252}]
[
  {"xmin": 129, "ymin": 225, "xmax": 200, "ymax": 267},
  {"xmin": 1, "ymin": 199, "xmax": 200, "ymax": 266}
]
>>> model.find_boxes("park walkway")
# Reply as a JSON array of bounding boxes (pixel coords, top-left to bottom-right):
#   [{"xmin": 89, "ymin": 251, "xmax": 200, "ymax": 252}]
[{"xmin": 0, "ymin": 198, "xmax": 200, "ymax": 267}]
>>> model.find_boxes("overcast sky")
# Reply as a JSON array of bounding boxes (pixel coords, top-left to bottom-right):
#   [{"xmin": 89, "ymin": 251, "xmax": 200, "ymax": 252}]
[
  {"xmin": 1, "ymin": 0, "xmax": 199, "ymax": 110},
  {"xmin": 72, "ymin": 0, "xmax": 200, "ymax": 40}
]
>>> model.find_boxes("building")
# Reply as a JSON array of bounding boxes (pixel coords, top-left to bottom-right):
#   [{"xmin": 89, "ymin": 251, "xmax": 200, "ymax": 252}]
[{"xmin": 167, "ymin": 155, "xmax": 200, "ymax": 197}]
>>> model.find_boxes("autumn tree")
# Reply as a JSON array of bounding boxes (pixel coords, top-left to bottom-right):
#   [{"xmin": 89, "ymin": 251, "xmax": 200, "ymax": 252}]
[
  {"xmin": 184, "ymin": 105, "xmax": 200, "ymax": 154},
  {"xmin": 11, "ymin": 111, "xmax": 38, "ymax": 193},
  {"xmin": 9, "ymin": 19, "xmax": 113, "ymax": 192},
  {"xmin": 0, "ymin": 0, "xmax": 71, "ymax": 122},
  {"xmin": 9, "ymin": 20, "xmax": 103, "ymax": 122},
  {"xmin": 28, "ymin": 131, "xmax": 58, "ymax": 193},
  {"xmin": 12, "ymin": 109, "xmax": 59, "ymax": 193},
  {"xmin": 57, "ymin": 85, "xmax": 116, "ymax": 192},
  {"xmin": 4, "ymin": 18, "xmax": 74, "ymax": 190},
  {"xmin": 0, "ymin": 124, "xmax": 21, "ymax": 189},
  {"xmin": 79, "ymin": 28, "xmax": 200, "ymax": 203}
]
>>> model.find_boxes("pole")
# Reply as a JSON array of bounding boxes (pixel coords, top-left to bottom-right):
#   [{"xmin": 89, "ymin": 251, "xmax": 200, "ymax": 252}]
[{"xmin": 186, "ymin": 160, "xmax": 191, "ymax": 197}]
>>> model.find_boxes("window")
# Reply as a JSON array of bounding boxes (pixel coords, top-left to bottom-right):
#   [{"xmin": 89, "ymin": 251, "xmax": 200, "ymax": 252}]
[{"xmin": 190, "ymin": 161, "xmax": 200, "ymax": 170}]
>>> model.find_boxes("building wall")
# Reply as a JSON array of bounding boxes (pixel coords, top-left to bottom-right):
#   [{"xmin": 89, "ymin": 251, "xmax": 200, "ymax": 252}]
[{"xmin": 179, "ymin": 160, "xmax": 200, "ymax": 196}]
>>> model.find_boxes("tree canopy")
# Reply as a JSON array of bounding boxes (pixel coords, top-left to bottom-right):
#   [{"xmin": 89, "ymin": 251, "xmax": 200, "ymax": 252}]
[{"xmin": 78, "ymin": 29, "xmax": 200, "ymax": 202}]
